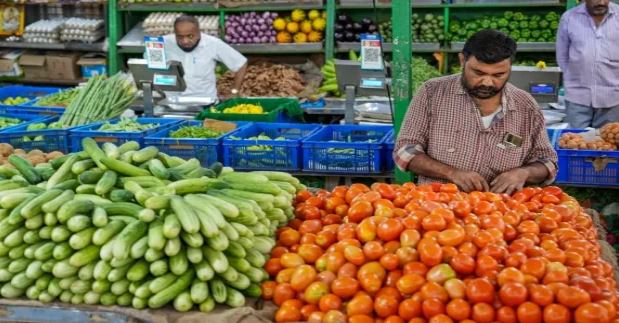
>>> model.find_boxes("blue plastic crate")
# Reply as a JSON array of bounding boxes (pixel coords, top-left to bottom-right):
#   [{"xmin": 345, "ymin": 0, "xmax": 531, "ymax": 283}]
[
  {"xmin": 0, "ymin": 116, "xmax": 78, "ymax": 153},
  {"xmin": 0, "ymin": 113, "xmax": 51, "ymax": 134},
  {"xmin": 222, "ymin": 122, "xmax": 322, "ymax": 171},
  {"xmin": 70, "ymin": 117, "xmax": 184, "ymax": 152},
  {"xmin": 383, "ymin": 129, "xmax": 395, "ymax": 172},
  {"xmin": 0, "ymin": 86, "xmax": 63, "ymax": 113},
  {"xmin": 554, "ymin": 128, "xmax": 619, "ymax": 187},
  {"xmin": 302, "ymin": 125, "xmax": 392, "ymax": 174},
  {"xmin": 546, "ymin": 128, "xmax": 557, "ymax": 146},
  {"xmin": 144, "ymin": 121, "xmax": 250, "ymax": 167},
  {"xmin": 10, "ymin": 88, "xmax": 79, "ymax": 116},
  {"xmin": 380, "ymin": 128, "xmax": 555, "ymax": 174}
]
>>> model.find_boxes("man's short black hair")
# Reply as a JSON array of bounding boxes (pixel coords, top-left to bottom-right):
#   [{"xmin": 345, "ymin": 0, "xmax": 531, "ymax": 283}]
[
  {"xmin": 462, "ymin": 29, "xmax": 517, "ymax": 64},
  {"xmin": 174, "ymin": 15, "xmax": 200, "ymax": 29}
]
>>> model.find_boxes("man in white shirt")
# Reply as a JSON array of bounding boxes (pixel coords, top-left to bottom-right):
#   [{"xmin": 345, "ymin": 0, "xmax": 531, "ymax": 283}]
[{"xmin": 164, "ymin": 15, "xmax": 247, "ymax": 101}]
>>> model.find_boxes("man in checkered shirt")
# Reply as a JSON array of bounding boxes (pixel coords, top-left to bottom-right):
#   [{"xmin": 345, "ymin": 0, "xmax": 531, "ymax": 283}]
[{"xmin": 394, "ymin": 30, "xmax": 558, "ymax": 194}]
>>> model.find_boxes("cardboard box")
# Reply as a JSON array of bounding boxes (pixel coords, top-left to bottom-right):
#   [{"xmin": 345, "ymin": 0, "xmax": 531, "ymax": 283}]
[
  {"xmin": 46, "ymin": 53, "xmax": 79, "ymax": 80},
  {"xmin": 18, "ymin": 53, "xmax": 47, "ymax": 80},
  {"xmin": 0, "ymin": 50, "xmax": 22, "ymax": 77},
  {"xmin": 77, "ymin": 54, "xmax": 106, "ymax": 78}
]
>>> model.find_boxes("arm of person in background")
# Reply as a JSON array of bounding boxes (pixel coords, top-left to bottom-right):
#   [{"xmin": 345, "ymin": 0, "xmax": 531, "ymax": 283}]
[
  {"xmin": 215, "ymin": 37, "xmax": 248, "ymax": 97},
  {"xmin": 491, "ymin": 111, "xmax": 558, "ymax": 195},
  {"xmin": 231, "ymin": 63, "xmax": 248, "ymax": 96},
  {"xmin": 556, "ymin": 14, "xmax": 570, "ymax": 72},
  {"xmin": 393, "ymin": 83, "xmax": 489, "ymax": 192}
]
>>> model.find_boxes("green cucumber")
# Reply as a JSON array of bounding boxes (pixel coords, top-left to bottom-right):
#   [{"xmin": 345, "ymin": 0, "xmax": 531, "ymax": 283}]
[
  {"xmin": 78, "ymin": 169, "xmax": 104, "ymax": 185},
  {"xmin": 102, "ymin": 142, "xmax": 120, "ymax": 159},
  {"xmin": 148, "ymin": 220, "xmax": 166, "ymax": 251},
  {"xmin": 57, "ymin": 200, "xmax": 94, "ymax": 223},
  {"xmin": 100, "ymin": 157, "xmax": 150, "ymax": 177},
  {"xmin": 95, "ymin": 170, "xmax": 117, "ymax": 196},
  {"xmin": 93, "ymin": 220, "xmax": 124, "ymax": 246},
  {"xmin": 163, "ymin": 213, "xmax": 181, "ymax": 239},
  {"xmin": 8, "ymin": 155, "xmax": 41, "ymax": 184},
  {"xmin": 71, "ymin": 159, "xmax": 95, "ymax": 175},
  {"xmin": 92, "ymin": 206, "xmax": 108, "ymax": 228},
  {"xmin": 46, "ymin": 154, "xmax": 80, "ymax": 189},
  {"xmin": 148, "ymin": 269, "xmax": 194, "ymax": 309}
]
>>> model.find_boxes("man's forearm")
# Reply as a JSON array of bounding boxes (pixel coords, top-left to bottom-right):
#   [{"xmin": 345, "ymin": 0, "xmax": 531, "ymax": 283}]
[
  {"xmin": 232, "ymin": 63, "xmax": 248, "ymax": 91},
  {"xmin": 408, "ymin": 153, "xmax": 458, "ymax": 181},
  {"xmin": 521, "ymin": 162, "xmax": 550, "ymax": 185}
]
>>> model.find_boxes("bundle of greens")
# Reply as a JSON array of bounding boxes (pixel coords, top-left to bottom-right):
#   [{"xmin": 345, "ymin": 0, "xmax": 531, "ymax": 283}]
[
  {"xmin": 35, "ymin": 88, "xmax": 80, "ymax": 108},
  {"xmin": 449, "ymin": 11, "xmax": 560, "ymax": 43},
  {"xmin": 170, "ymin": 126, "xmax": 224, "ymax": 139},
  {"xmin": 412, "ymin": 57, "xmax": 442, "ymax": 95},
  {"xmin": 59, "ymin": 73, "xmax": 137, "ymax": 127},
  {"xmin": 97, "ymin": 118, "xmax": 158, "ymax": 132}
]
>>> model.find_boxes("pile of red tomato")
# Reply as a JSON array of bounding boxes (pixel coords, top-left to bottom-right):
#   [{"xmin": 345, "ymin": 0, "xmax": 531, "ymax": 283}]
[{"xmin": 261, "ymin": 182, "xmax": 619, "ymax": 323}]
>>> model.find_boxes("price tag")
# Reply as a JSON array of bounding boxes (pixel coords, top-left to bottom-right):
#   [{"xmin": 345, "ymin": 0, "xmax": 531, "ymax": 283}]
[
  {"xmin": 144, "ymin": 36, "xmax": 167, "ymax": 70},
  {"xmin": 153, "ymin": 74, "xmax": 177, "ymax": 86},
  {"xmin": 360, "ymin": 34, "xmax": 383, "ymax": 71}
]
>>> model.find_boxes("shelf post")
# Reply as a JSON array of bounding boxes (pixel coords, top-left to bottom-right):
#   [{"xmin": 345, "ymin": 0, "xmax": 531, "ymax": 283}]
[
  {"xmin": 566, "ymin": 0, "xmax": 579, "ymax": 9},
  {"xmin": 392, "ymin": 0, "xmax": 413, "ymax": 184},
  {"xmin": 325, "ymin": 0, "xmax": 336, "ymax": 60},
  {"xmin": 108, "ymin": 0, "xmax": 122, "ymax": 74}
]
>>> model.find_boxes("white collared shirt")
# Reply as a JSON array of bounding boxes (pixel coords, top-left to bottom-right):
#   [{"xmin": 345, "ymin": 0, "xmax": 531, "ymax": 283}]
[{"xmin": 163, "ymin": 33, "xmax": 247, "ymax": 101}]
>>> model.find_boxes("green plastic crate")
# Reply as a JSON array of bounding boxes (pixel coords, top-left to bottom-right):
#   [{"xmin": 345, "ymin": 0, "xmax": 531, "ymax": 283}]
[{"xmin": 197, "ymin": 98, "xmax": 303, "ymax": 122}]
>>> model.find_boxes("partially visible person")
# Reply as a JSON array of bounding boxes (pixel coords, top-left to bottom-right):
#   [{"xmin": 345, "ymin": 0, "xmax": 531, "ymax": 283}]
[
  {"xmin": 394, "ymin": 30, "xmax": 557, "ymax": 194},
  {"xmin": 556, "ymin": 0, "xmax": 619, "ymax": 128},
  {"xmin": 163, "ymin": 15, "xmax": 247, "ymax": 102}
]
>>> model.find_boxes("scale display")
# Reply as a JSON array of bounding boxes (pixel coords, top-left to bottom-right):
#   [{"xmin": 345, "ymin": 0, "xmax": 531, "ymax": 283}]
[{"xmin": 530, "ymin": 83, "xmax": 555, "ymax": 95}]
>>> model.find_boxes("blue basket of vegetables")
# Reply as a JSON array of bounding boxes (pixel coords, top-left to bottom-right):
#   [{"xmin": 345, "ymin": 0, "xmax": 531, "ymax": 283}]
[
  {"xmin": 9, "ymin": 88, "xmax": 80, "ymax": 116},
  {"xmin": 70, "ymin": 117, "xmax": 183, "ymax": 152},
  {"xmin": 0, "ymin": 113, "xmax": 52, "ymax": 134},
  {"xmin": 0, "ymin": 116, "xmax": 78, "ymax": 153},
  {"xmin": 0, "ymin": 85, "xmax": 64, "ymax": 113},
  {"xmin": 302, "ymin": 125, "xmax": 392, "ymax": 174},
  {"xmin": 222, "ymin": 122, "xmax": 322, "ymax": 171},
  {"xmin": 144, "ymin": 120, "xmax": 250, "ymax": 167}
]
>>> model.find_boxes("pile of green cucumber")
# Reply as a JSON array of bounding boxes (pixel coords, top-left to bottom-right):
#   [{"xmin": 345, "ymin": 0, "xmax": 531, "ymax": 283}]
[{"xmin": 0, "ymin": 137, "xmax": 304, "ymax": 312}]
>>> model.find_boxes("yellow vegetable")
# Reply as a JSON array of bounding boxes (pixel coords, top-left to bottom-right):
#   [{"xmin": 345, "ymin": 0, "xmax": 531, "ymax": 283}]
[
  {"xmin": 222, "ymin": 104, "xmax": 265, "ymax": 114},
  {"xmin": 291, "ymin": 9, "xmax": 306, "ymax": 23},
  {"xmin": 536, "ymin": 61, "xmax": 547, "ymax": 70}
]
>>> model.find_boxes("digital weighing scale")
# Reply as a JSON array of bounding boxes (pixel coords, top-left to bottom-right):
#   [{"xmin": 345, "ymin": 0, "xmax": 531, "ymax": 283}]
[
  {"xmin": 335, "ymin": 34, "xmax": 391, "ymax": 124},
  {"xmin": 509, "ymin": 66, "xmax": 562, "ymax": 107}
]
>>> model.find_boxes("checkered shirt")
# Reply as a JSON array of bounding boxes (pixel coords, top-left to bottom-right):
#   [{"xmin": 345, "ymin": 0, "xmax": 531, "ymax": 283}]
[{"xmin": 393, "ymin": 74, "xmax": 558, "ymax": 185}]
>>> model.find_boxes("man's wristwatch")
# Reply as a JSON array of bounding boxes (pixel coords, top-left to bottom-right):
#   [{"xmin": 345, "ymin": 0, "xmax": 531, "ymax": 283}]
[{"xmin": 231, "ymin": 89, "xmax": 239, "ymax": 95}]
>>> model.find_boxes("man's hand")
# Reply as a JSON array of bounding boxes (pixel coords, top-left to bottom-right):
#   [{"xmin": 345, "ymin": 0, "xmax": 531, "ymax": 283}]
[
  {"xmin": 490, "ymin": 168, "xmax": 530, "ymax": 195},
  {"xmin": 448, "ymin": 169, "xmax": 490, "ymax": 193}
]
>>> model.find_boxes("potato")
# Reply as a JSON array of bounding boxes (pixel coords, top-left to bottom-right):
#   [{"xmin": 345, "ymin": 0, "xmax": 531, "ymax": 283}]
[
  {"xmin": 27, "ymin": 149, "xmax": 44, "ymax": 156},
  {"xmin": 45, "ymin": 151, "xmax": 64, "ymax": 161},
  {"xmin": 27, "ymin": 155, "xmax": 46, "ymax": 166},
  {"xmin": 0, "ymin": 143, "xmax": 13, "ymax": 157},
  {"xmin": 600, "ymin": 122, "xmax": 619, "ymax": 146}
]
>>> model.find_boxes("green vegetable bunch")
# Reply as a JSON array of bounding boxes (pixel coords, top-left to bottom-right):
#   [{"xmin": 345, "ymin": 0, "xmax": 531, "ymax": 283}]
[
  {"xmin": 170, "ymin": 126, "xmax": 224, "ymax": 139},
  {"xmin": 449, "ymin": 11, "xmax": 560, "ymax": 43},
  {"xmin": 412, "ymin": 57, "xmax": 442, "ymax": 95},
  {"xmin": 0, "ymin": 117, "xmax": 22, "ymax": 130},
  {"xmin": 97, "ymin": 118, "xmax": 158, "ymax": 132},
  {"xmin": 20, "ymin": 121, "xmax": 67, "ymax": 142},
  {"xmin": 59, "ymin": 73, "xmax": 137, "ymax": 127},
  {"xmin": 35, "ymin": 89, "xmax": 80, "ymax": 108},
  {"xmin": 379, "ymin": 13, "xmax": 444, "ymax": 43},
  {"xmin": 229, "ymin": 133, "xmax": 287, "ymax": 152}
]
